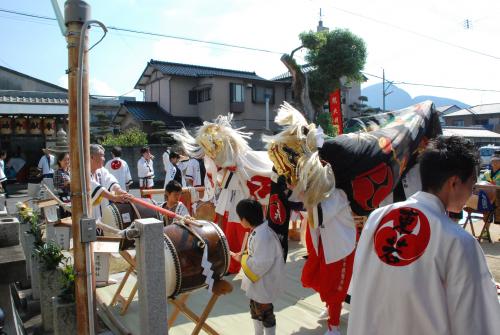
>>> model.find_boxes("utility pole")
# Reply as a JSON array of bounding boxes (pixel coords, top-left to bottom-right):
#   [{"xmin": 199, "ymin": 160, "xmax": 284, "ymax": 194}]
[
  {"xmin": 382, "ymin": 69, "xmax": 393, "ymax": 112},
  {"xmin": 64, "ymin": 1, "xmax": 94, "ymax": 334}
]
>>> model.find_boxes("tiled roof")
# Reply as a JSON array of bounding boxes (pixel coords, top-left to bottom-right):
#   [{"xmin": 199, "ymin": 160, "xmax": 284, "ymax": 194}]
[
  {"xmin": 442, "ymin": 126, "xmax": 500, "ymax": 138},
  {"xmin": 118, "ymin": 101, "xmax": 202, "ymax": 128},
  {"xmin": 443, "ymin": 103, "xmax": 500, "ymax": 118},
  {"xmin": 150, "ymin": 60, "xmax": 265, "ymax": 80},
  {"xmin": 0, "ymin": 65, "xmax": 68, "ymax": 92},
  {"xmin": 469, "ymin": 103, "xmax": 500, "ymax": 115},
  {"xmin": 0, "ymin": 90, "xmax": 68, "ymax": 104},
  {"xmin": 271, "ymin": 65, "xmax": 315, "ymax": 81}
]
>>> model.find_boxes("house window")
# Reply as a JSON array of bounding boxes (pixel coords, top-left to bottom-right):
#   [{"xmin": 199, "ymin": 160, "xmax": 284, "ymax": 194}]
[
  {"xmin": 474, "ymin": 119, "xmax": 489, "ymax": 127},
  {"xmin": 452, "ymin": 119, "xmax": 464, "ymax": 126},
  {"xmin": 198, "ymin": 88, "xmax": 211, "ymax": 103},
  {"xmin": 252, "ymin": 85, "xmax": 275, "ymax": 104},
  {"xmin": 189, "ymin": 88, "xmax": 211, "ymax": 105},
  {"xmin": 230, "ymin": 83, "xmax": 244, "ymax": 103}
]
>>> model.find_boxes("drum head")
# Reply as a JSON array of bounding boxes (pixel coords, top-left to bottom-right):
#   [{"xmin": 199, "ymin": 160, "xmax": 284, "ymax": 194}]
[{"xmin": 164, "ymin": 236, "xmax": 179, "ymax": 297}]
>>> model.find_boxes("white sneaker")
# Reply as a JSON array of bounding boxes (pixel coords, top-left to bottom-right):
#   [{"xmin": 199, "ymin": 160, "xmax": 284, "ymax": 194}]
[{"xmin": 318, "ymin": 307, "xmax": 329, "ymax": 320}]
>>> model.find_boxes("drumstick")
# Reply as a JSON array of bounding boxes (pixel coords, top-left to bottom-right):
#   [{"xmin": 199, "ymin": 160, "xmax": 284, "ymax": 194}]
[
  {"xmin": 130, "ymin": 196, "xmax": 203, "ymax": 227},
  {"xmin": 240, "ymin": 232, "xmax": 249, "ymax": 254},
  {"xmin": 140, "ymin": 187, "xmax": 205, "ymax": 196},
  {"xmin": 41, "ymin": 184, "xmax": 72, "ymax": 212}
]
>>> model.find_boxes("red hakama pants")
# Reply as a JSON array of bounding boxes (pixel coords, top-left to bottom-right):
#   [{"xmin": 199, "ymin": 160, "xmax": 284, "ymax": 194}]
[
  {"xmin": 218, "ymin": 212, "xmax": 250, "ymax": 274},
  {"xmin": 301, "ymin": 228, "xmax": 355, "ymax": 328}
]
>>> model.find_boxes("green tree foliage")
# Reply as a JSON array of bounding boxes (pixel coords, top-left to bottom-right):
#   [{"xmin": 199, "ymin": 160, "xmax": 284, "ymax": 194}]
[
  {"xmin": 59, "ymin": 263, "xmax": 76, "ymax": 303},
  {"xmin": 299, "ymin": 29, "xmax": 367, "ymax": 115},
  {"xmin": 316, "ymin": 112, "xmax": 337, "ymax": 137},
  {"xmin": 100, "ymin": 127, "xmax": 148, "ymax": 147}
]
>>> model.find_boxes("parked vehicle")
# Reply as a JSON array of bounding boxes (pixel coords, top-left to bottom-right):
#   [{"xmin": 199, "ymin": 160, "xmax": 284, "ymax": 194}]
[{"xmin": 479, "ymin": 145, "xmax": 500, "ymax": 168}]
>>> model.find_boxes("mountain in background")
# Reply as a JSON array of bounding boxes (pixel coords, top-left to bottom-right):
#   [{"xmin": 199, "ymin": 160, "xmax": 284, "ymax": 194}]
[{"xmin": 361, "ymin": 83, "xmax": 470, "ymax": 110}]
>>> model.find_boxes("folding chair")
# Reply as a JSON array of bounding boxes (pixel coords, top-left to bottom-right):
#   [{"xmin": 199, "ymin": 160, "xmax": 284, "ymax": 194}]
[{"xmin": 463, "ymin": 190, "xmax": 494, "ymax": 243}]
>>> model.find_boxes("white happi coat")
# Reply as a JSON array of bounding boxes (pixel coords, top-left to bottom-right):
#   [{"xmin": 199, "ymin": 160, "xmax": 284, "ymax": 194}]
[
  {"xmin": 105, "ymin": 158, "xmax": 132, "ymax": 190},
  {"xmin": 308, "ymin": 188, "xmax": 357, "ymax": 264},
  {"xmin": 347, "ymin": 191, "xmax": 500, "ymax": 335},
  {"xmin": 241, "ymin": 221, "xmax": 285, "ymax": 304},
  {"xmin": 185, "ymin": 158, "xmax": 202, "ymax": 186},
  {"xmin": 91, "ymin": 167, "xmax": 120, "ymax": 220},
  {"xmin": 38, "ymin": 154, "xmax": 55, "ymax": 175},
  {"xmin": 162, "ymin": 151, "xmax": 186, "ymax": 188},
  {"xmin": 137, "ymin": 156, "xmax": 154, "ymax": 188}
]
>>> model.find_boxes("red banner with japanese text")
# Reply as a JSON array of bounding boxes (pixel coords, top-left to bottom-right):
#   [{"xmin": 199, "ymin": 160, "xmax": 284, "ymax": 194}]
[{"xmin": 329, "ymin": 89, "xmax": 343, "ymax": 135}]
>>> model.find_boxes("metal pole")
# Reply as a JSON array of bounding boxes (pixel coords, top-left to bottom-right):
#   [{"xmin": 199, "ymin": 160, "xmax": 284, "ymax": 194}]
[
  {"xmin": 265, "ymin": 95, "xmax": 270, "ymax": 130},
  {"xmin": 64, "ymin": 1, "xmax": 93, "ymax": 334},
  {"xmin": 382, "ymin": 69, "xmax": 385, "ymax": 112}
]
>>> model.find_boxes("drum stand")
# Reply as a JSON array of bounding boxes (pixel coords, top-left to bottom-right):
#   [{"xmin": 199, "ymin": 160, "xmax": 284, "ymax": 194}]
[
  {"xmin": 110, "ymin": 250, "xmax": 138, "ymax": 315},
  {"xmin": 110, "ymin": 251, "xmax": 234, "ymax": 335},
  {"xmin": 168, "ymin": 279, "xmax": 233, "ymax": 335}
]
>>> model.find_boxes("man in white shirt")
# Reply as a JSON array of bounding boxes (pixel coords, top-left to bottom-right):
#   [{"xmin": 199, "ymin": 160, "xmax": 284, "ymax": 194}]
[
  {"xmin": 38, "ymin": 149, "xmax": 55, "ymax": 178},
  {"xmin": 104, "ymin": 146, "xmax": 133, "ymax": 191},
  {"xmin": 90, "ymin": 144, "xmax": 130, "ymax": 221},
  {"xmin": 348, "ymin": 136, "xmax": 500, "ymax": 335},
  {"xmin": 137, "ymin": 146, "xmax": 154, "ymax": 196}
]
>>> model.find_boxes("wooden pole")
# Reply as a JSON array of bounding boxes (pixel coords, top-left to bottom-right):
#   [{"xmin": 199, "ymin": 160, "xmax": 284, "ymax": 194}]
[{"xmin": 66, "ymin": 17, "xmax": 93, "ymax": 335}]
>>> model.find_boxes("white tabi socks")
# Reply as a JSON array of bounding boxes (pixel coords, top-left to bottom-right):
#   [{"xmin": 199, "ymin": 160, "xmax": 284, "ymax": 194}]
[
  {"xmin": 253, "ymin": 320, "xmax": 264, "ymax": 335},
  {"xmin": 264, "ymin": 326, "xmax": 276, "ymax": 335}
]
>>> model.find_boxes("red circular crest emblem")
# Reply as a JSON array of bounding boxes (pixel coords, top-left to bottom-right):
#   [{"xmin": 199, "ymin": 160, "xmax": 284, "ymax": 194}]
[
  {"xmin": 269, "ymin": 194, "xmax": 286, "ymax": 226},
  {"xmin": 373, "ymin": 207, "xmax": 430, "ymax": 266},
  {"xmin": 110, "ymin": 160, "xmax": 122, "ymax": 170}
]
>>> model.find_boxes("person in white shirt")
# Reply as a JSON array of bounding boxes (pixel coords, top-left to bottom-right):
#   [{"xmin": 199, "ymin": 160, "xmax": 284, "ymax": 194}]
[
  {"xmin": 105, "ymin": 146, "xmax": 133, "ymax": 191},
  {"xmin": 90, "ymin": 144, "xmax": 130, "ymax": 221},
  {"xmin": 0, "ymin": 150, "xmax": 8, "ymax": 197},
  {"xmin": 37, "ymin": 149, "xmax": 55, "ymax": 178},
  {"xmin": 137, "ymin": 146, "xmax": 154, "ymax": 197},
  {"xmin": 163, "ymin": 150, "xmax": 184, "ymax": 188},
  {"xmin": 185, "ymin": 157, "xmax": 202, "ymax": 187},
  {"xmin": 348, "ymin": 136, "xmax": 500, "ymax": 335},
  {"xmin": 231, "ymin": 199, "xmax": 285, "ymax": 335}
]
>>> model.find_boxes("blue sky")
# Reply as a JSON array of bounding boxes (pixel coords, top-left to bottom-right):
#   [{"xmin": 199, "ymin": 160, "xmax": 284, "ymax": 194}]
[{"xmin": 2, "ymin": 0, "xmax": 500, "ymax": 106}]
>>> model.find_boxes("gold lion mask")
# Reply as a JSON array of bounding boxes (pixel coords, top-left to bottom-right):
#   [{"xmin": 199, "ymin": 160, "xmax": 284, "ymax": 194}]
[
  {"xmin": 198, "ymin": 124, "xmax": 224, "ymax": 160},
  {"xmin": 268, "ymin": 142, "xmax": 306, "ymax": 186}
]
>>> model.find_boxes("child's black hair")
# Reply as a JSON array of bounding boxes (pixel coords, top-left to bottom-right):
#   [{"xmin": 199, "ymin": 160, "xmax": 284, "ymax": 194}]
[
  {"xmin": 169, "ymin": 151, "xmax": 180, "ymax": 160},
  {"xmin": 165, "ymin": 180, "xmax": 182, "ymax": 193},
  {"xmin": 236, "ymin": 199, "xmax": 264, "ymax": 227}
]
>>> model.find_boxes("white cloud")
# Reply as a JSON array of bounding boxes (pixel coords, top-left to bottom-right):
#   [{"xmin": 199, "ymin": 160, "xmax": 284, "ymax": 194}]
[
  {"xmin": 58, "ymin": 75, "xmax": 119, "ymax": 96},
  {"xmin": 89, "ymin": 78, "xmax": 119, "ymax": 96},
  {"xmin": 78, "ymin": 0, "xmax": 500, "ymax": 105},
  {"xmin": 58, "ymin": 75, "xmax": 68, "ymax": 89}
]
